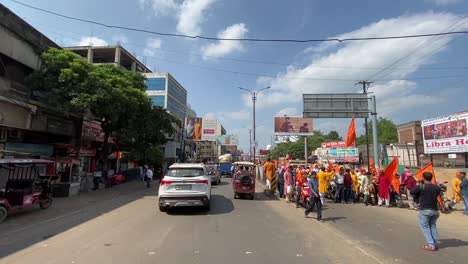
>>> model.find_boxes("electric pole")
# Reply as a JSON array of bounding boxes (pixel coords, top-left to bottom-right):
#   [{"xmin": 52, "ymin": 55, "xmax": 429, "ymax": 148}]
[{"xmin": 357, "ymin": 80, "xmax": 373, "ymax": 172}]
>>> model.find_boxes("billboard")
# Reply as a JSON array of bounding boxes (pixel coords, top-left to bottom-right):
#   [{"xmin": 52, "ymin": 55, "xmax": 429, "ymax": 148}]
[
  {"xmin": 274, "ymin": 117, "xmax": 313, "ymax": 136},
  {"xmin": 303, "ymin": 93, "xmax": 369, "ymax": 118},
  {"xmin": 217, "ymin": 135, "xmax": 239, "ymax": 145},
  {"xmin": 185, "ymin": 117, "xmax": 203, "ymax": 140},
  {"xmin": 316, "ymin": 147, "xmax": 358, "ymax": 162},
  {"xmin": 201, "ymin": 119, "xmax": 217, "ymax": 141},
  {"xmin": 422, "ymin": 112, "xmax": 468, "ymax": 154},
  {"xmin": 274, "ymin": 135, "xmax": 299, "ymax": 144},
  {"xmin": 321, "ymin": 141, "xmax": 346, "ymax": 149}
]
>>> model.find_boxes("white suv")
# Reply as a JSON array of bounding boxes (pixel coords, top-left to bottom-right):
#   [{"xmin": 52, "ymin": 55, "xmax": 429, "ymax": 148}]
[{"xmin": 158, "ymin": 163, "xmax": 211, "ymax": 212}]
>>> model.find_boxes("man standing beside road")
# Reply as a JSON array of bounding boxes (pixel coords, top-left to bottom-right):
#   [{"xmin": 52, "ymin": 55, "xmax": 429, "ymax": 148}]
[
  {"xmin": 277, "ymin": 167, "xmax": 285, "ymax": 198},
  {"xmin": 263, "ymin": 158, "xmax": 276, "ymax": 191},
  {"xmin": 460, "ymin": 172, "xmax": 468, "ymax": 216},
  {"xmin": 305, "ymin": 172, "xmax": 322, "ymax": 221},
  {"xmin": 448, "ymin": 171, "xmax": 464, "ymax": 210},
  {"xmin": 144, "ymin": 165, "xmax": 153, "ymax": 188},
  {"xmin": 335, "ymin": 167, "xmax": 345, "ymax": 203},
  {"xmin": 405, "ymin": 173, "xmax": 418, "ymax": 210},
  {"xmin": 318, "ymin": 167, "xmax": 333, "ymax": 205},
  {"xmin": 410, "ymin": 172, "xmax": 445, "ymax": 251}
]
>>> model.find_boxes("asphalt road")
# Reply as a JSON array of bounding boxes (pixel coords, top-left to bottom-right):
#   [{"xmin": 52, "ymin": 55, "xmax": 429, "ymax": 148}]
[{"xmin": 0, "ymin": 178, "xmax": 467, "ymax": 264}]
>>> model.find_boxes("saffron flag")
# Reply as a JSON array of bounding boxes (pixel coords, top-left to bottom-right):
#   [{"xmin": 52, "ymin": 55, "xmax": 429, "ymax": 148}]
[
  {"xmin": 384, "ymin": 157, "xmax": 400, "ymax": 194},
  {"xmin": 328, "ymin": 159, "xmax": 333, "ymax": 170},
  {"xmin": 414, "ymin": 163, "xmax": 444, "ymax": 207},
  {"xmin": 345, "ymin": 116, "xmax": 356, "ymax": 147}
]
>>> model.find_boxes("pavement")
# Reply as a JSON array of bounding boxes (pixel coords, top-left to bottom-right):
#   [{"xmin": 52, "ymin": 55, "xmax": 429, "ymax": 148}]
[{"xmin": 0, "ymin": 178, "xmax": 467, "ymax": 264}]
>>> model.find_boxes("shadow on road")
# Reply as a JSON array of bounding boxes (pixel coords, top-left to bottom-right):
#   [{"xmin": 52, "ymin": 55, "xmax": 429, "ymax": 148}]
[
  {"xmin": 321, "ymin": 216, "xmax": 346, "ymax": 222},
  {"xmin": 166, "ymin": 195, "xmax": 234, "ymax": 216},
  {"xmin": 438, "ymin": 238, "xmax": 468, "ymax": 249},
  {"xmin": 0, "ymin": 182, "xmax": 152, "ymax": 258}
]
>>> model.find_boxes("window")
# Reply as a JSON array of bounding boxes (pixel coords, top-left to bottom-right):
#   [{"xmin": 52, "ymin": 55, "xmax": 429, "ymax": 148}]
[
  {"xmin": 146, "ymin": 78, "xmax": 166, "ymax": 91},
  {"xmin": 151, "ymin": 95, "xmax": 165, "ymax": 107},
  {"xmin": 166, "ymin": 168, "xmax": 205, "ymax": 177}
]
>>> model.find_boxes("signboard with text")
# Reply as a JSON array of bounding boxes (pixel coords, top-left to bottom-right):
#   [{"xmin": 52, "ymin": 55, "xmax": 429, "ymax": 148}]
[
  {"xmin": 321, "ymin": 141, "xmax": 346, "ymax": 149},
  {"xmin": 274, "ymin": 117, "xmax": 313, "ymax": 136},
  {"xmin": 201, "ymin": 119, "xmax": 217, "ymax": 141},
  {"xmin": 422, "ymin": 112, "xmax": 468, "ymax": 154}
]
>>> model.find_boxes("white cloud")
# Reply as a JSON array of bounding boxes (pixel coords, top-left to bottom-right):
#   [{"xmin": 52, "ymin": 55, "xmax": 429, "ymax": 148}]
[
  {"xmin": 139, "ymin": 0, "xmax": 179, "ymax": 16},
  {"xmin": 143, "ymin": 38, "xmax": 162, "ymax": 56},
  {"xmin": 177, "ymin": 0, "xmax": 216, "ymax": 35},
  {"xmin": 201, "ymin": 23, "xmax": 248, "ymax": 59},
  {"xmin": 428, "ymin": 0, "xmax": 460, "ymax": 5},
  {"xmin": 248, "ymin": 12, "xmax": 467, "ymax": 119},
  {"xmin": 112, "ymin": 35, "xmax": 128, "ymax": 44},
  {"xmin": 77, "ymin": 36, "xmax": 108, "ymax": 46},
  {"xmin": 203, "ymin": 109, "xmax": 250, "ymax": 122},
  {"xmin": 276, "ymin": 107, "xmax": 299, "ymax": 117}
]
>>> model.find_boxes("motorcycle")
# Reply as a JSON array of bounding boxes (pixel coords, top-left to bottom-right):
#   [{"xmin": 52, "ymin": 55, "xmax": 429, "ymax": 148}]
[
  {"xmin": 325, "ymin": 181, "xmax": 336, "ymax": 200},
  {"xmin": 292, "ymin": 181, "xmax": 311, "ymax": 208}
]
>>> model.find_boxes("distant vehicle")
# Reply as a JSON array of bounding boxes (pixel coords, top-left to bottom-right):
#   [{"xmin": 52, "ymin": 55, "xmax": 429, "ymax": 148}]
[
  {"xmin": 205, "ymin": 164, "xmax": 221, "ymax": 185},
  {"xmin": 219, "ymin": 162, "xmax": 233, "ymax": 177},
  {"xmin": 158, "ymin": 163, "xmax": 211, "ymax": 212},
  {"xmin": 232, "ymin": 161, "xmax": 256, "ymax": 200}
]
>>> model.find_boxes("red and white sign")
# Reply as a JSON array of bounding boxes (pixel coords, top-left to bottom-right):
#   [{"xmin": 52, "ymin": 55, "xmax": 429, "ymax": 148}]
[
  {"xmin": 201, "ymin": 119, "xmax": 217, "ymax": 141},
  {"xmin": 68, "ymin": 146, "xmax": 96, "ymax": 157},
  {"xmin": 422, "ymin": 112, "xmax": 468, "ymax": 154},
  {"xmin": 82, "ymin": 121, "xmax": 115, "ymax": 143},
  {"xmin": 321, "ymin": 141, "xmax": 346, "ymax": 149}
]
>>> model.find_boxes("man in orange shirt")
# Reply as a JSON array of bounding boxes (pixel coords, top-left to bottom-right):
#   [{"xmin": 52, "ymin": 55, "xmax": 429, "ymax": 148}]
[
  {"xmin": 263, "ymin": 158, "xmax": 276, "ymax": 191},
  {"xmin": 295, "ymin": 166, "xmax": 306, "ymax": 208},
  {"xmin": 448, "ymin": 171, "xmax": 464, "ymax": 210}
]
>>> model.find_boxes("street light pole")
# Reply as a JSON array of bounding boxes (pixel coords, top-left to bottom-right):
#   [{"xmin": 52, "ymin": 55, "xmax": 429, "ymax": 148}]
[{"xmin": 239, "ymin": 86, "xmax": 270, "ymax": 164}]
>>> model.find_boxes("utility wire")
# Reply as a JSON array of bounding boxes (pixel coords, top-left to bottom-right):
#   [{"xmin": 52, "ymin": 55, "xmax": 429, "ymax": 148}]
[
  {"xmin": 8, "ymin": 0, "xmax": 468, "ymax": 43},
  {"xmin": 33, "ymin": 20, "xmax": 468, "ymax": 71}
]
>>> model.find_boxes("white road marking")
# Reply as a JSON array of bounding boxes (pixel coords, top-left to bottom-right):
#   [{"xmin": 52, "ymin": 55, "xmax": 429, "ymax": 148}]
[
  {"xmin": 245, "ymin": 251, "xmax": 253, "ymax": 254},
  {"xmin": 148, "ymin": 252, "xmax": 155, "ymax": 255},
  {"xmin": 296, "ymin": 254, "xmax": 303, "ymax": 257}
]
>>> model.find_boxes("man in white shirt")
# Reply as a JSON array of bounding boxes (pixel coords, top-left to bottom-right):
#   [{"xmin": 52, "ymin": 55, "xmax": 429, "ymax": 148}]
[
  {"xmin": 144, "ymin": 165, "xmax": 153, "ymax": 188},
  {"xmin": 335, "ymin": 167, "xmax": 345, "ymax": 203}
]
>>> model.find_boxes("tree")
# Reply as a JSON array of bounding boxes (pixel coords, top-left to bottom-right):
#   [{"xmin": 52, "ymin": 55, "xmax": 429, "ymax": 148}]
[
  {"xmin": 29, "ymin": 48, "xmax": 177, "ymax": 172},
  {"xmin": 355, "ymin": 118, "xmax": 398, "ymax": 146}
]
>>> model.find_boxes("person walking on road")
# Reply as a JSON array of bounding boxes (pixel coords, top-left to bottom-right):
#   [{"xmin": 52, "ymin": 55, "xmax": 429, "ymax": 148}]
[
  {"xmin": 410, "ymin": 172, "xmax": 445, "ymax": 251},
  {"xmin": 284, "ymin": 166, "xmax": 293, "ymax": 202},
  {"xmin": 144, "ymin": 165, "xmax": 153, "ymax": 188},
  {"xmin": 305, "ymin": 171, "xmax": 322, "ymax": 221},
  {"xmin": 277, "ymin": 167, "xmax": 285, "ymax": 198},
  {"xmin": 448, "ymin": 171, "xmax": 464, "ymax": 210},
  {"xmin": 295, "ymin": 166, "xmax": 306, "ymax": 208},
  {"xmin": 335, "ymin": 167, "xmax": 345, "ymax": 203},
  {"xmin": 344, "ymin": 168, "xmax": 353, "ymax": 203},
  {"xmin": 359, "ymin": 171, "xmax": 371, "ymax": 206},
  {"xmin": 378, "ymin": 170, "xmax": 391, "ymax": 207},
  {"xmin": 263, "ymin": 158, "xmax": 276, "ymax": 191},
  {"xmin": 458, "ymin": 172, "xmax": 467, "ymax": 216},
  {"xmin": 318, "ymin": 167, "xmax": 333, "ymax": 205},
  {"xmin": 405, "ymin": 173, "xmax": 418, "ymax": 210}
]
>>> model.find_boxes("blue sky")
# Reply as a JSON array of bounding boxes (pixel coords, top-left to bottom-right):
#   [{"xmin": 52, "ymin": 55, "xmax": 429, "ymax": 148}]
[{"xmin": 3, "ymin": 0, "xmax": 468, "ymax": 152}]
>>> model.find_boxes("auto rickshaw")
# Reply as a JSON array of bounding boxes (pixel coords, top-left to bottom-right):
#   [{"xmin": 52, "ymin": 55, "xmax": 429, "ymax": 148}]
[
  {"xmin": 0, "ymin": 159, "xmax": 56, "ymax": 223},
  {"xmin": 232, "ymin": 161, "xmax": 256, "ymax": 200}
]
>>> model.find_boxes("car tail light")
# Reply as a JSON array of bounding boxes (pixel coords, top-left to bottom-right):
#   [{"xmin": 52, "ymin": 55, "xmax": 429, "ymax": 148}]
[
  {"xmin": 160, "ymin": 179, "xmax": 173, "ymax": 185},
  {"xmin": 194, "ymin": 179, "xmax": 209, "ymax": 184}
]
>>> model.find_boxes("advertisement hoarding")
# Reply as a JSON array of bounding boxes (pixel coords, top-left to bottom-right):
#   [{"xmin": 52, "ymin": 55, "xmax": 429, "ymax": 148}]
[
  {"xmin": 201, "ymin": 119, "xmax": 217, "ymax": 141},
  {"xmin": 216, "ymin": 135, "xmax": 240, "ymax": 146},
  {"xmin": 274, "ymin": 135, "xmax": 299, "ymax": 144},
  {"xmin": 274, "ymin": 117, "xmax": 313, "ymax": 136},
  {"xmin": 422, "ymin": 112, "xmax": 468, "ymax": 154},
  {"xmin": 316, "ymin": 147, "xmax": 358, "ymax": 163},
  {"xmin": 185, "ymin": 117, "xmax": 203, "ymax": 140},
  {"xmin": 321, "ymin": 141, "xmax": 346, "ymax": 148}
]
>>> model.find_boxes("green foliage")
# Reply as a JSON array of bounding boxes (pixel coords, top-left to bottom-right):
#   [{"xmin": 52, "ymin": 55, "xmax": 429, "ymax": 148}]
[
  {"xmin": 29, "ymin": 48, "xmax": 177, "ymax": 165},
  {"xmin": 356, "ymin": 117, "xmax": 398, "ymax": 146}
]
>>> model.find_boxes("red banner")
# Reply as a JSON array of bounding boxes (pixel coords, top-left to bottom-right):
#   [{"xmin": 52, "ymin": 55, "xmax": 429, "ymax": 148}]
[
  {"xmin": 82, "ymin": 121, "xmax": 114, "ymax": 143},
  {"xmin": 321, "ymin": 141, "xmax": 346, "ymax": 148}
]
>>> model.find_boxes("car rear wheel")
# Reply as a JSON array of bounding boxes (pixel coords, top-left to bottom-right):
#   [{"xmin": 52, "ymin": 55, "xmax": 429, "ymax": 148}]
[
  {"xmin": 0, "ymin": 206, "xmax": 7, "ymax": 223},
  {"xmin": 250, "ymin": 194, "xmax": 255, "ymax": 200},
  {"xmin": 159, "ymin": 205, "xmax": 167, "ymax": 212},
  {"xmin": 205, "ymin": 201, "xmax": 211, "ymax": 211}
]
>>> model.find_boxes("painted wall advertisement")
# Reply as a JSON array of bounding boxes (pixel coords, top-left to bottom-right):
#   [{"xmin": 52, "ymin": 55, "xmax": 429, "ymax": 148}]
[
  {"xmin": 201, "ymin": 119, "xmax": 217, "ymax": 141},
  {"xmin": 274, "ymin": 117, "xmax": 313, "ymax": 136},
  {"xmin": 422, "ymin": 112, "xmax": 468, "ymax": 154}
]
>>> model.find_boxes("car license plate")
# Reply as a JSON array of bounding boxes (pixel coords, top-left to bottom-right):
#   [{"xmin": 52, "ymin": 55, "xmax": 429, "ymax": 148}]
[{"xmin": 175, "ymin": 185, "xmax": 191, "ymax": 190}]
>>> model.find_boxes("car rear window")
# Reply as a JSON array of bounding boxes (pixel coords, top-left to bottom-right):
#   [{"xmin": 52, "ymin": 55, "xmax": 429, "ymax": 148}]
[{"xmin": 166, "ymin": 168, "xmax": 205, "ymax": 177}]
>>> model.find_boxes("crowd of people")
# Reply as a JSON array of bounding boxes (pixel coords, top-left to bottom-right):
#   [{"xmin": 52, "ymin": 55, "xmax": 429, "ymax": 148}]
[
  {"xmin": 262, "ymin": 159, "xmax": 468, "ymax": 251},
  {"xmin": 263, "ymin": 160, "xmax": 468, "ymax": 216}
]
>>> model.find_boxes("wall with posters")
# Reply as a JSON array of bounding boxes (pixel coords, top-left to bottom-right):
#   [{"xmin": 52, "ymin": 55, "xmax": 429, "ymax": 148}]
[
  {"xmin": 274, "ymin": 117, "xmax": 313, "ymax": 136},
  {"xmin": 422, "ymin": 111, "xmax": 468, "ymax": 154},
  {"xmin": 201, "ymin": 119, "xmax": 217, "ymax": 141}
]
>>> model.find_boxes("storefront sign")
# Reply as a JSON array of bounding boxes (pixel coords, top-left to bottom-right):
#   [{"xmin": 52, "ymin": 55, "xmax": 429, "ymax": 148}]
[
  {"xmin": 82, "ymin": 121, "xmax": 114, "ymax": 143},
  {"xmin": 5, "ymin": 142, "xmax": 53, "ymax": 157},
  {"xmin": 321, "ymin": 141, "xmax": 347, "ymax": 148},
  {"xmin": 68, "ymin": 146, "xmax": 96, "ymax": 157},
  {"xmin": 422, "ymin": 112, "xmax": 468, "ymax": 154}
]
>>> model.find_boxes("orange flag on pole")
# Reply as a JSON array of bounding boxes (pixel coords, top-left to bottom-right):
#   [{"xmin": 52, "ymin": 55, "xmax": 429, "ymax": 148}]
[
  {"xmin": 345, "ymin": 116, "xmax": 356, "ymax": 147},
  {"xmin": 369, "ymin": 158, "xmax": 376, "ymax": 175},
  {"xmin": 414, "ymin": 163, "xmax": 444, "ymax": 207},
  {"xmin": 384, "ymin": 157, "xmax": 400, "ymax": 194}
]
